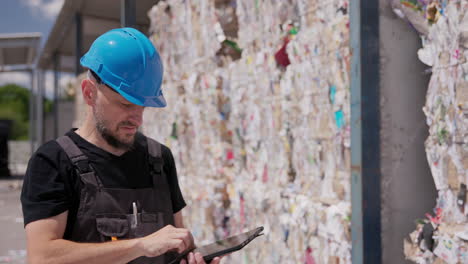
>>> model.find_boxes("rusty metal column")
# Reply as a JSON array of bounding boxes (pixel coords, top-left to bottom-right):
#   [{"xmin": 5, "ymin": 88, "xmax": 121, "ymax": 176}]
[{"xmin": 121, "ymin": 0, "xmax": 136, "ymax": 28}]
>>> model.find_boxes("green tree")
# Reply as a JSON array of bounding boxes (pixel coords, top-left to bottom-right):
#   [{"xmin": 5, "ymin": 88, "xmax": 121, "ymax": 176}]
[{"xmin": 0, "ymin": 84, "xmax": 51, "ymax": 140}]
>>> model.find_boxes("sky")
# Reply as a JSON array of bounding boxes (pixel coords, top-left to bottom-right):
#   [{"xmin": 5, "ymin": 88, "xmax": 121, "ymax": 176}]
[
  {"xmin": 0, "ymin": 0, "xmax": 63, "ymax": 35},
  {"xmin": 0, "ymin": 0, "xmax": 73, "ymax": 98}
]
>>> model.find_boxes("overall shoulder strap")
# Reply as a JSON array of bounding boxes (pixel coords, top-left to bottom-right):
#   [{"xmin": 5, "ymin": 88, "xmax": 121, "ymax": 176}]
[
  {"xmin": 56, "ymin": 136, "xmax": 91, "ymax": 173},
  {"xmin": 146, "ymin": 136, "xmax": 162, "ymax": 159},
  {"xmin": 146, "ymin": 136, "xmax": 164, "ymax": 177},
  {"xmin": 56, "ymin": 136, "xmax": 101, "ymax": 189}
]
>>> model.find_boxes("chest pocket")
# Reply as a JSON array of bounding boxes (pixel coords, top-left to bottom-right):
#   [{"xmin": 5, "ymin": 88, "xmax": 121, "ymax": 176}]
[{"xmin": 96, "ymin": 212, "xmax": 166, "ymax": 241}]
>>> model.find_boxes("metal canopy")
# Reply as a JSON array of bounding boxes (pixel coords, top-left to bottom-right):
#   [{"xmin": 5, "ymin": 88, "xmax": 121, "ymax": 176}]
[
  {"xmin": 37, "ymin": 0, "xmax": 160, "ymax": 73},
  {"xmin": 0, "ymin": 33, "xmax": 41, "ymax": 72}
]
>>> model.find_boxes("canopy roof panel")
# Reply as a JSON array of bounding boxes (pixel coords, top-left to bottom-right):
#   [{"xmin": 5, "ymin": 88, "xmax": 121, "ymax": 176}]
[
  {"xmin": 0, "ymin": 32, "xmax": 41, "ymax": 72},
  {"xmin": 37, "ymin": 0, "xmax": 160, "ymax": 73}
]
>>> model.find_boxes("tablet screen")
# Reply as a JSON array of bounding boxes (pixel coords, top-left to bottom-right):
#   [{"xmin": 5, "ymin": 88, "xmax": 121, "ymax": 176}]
[
  {"xmin": 169, "ymin": 226, "xmax": 264, "ymax": 264},
  {"xmin": 194, "ymin": 226, "xmax": 264, "ymax": 259}
]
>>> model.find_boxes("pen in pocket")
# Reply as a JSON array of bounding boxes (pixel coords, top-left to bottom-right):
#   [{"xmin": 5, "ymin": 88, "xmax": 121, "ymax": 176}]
[{"xmin": 132, "ymin": 202, "xmax": 138, "ymax": 229}]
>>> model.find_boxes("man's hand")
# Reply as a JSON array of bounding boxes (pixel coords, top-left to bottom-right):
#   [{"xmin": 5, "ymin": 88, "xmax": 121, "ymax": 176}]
[
  {"xmin": 136, "ymin": 225, "xmax": 195, "ymax": 257},
  {"xmin": 180, "ymin": 252, "xmax": 222, "ymax": 264}
]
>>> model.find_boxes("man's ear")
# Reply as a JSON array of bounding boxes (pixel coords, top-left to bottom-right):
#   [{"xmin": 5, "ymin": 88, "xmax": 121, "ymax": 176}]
[{"xmin": 81, "ymin": 79, "xmax": 97, "ymax": 106}]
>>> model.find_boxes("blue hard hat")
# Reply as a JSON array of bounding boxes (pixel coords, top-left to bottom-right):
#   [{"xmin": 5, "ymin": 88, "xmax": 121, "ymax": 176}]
[{"xmin": 80, "ymin": 27, "xmax": 166, "ymax": 107}]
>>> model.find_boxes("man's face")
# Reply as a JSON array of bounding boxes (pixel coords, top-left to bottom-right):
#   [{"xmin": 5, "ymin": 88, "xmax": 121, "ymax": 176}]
[{"xmin": 91, "ymin": 81, "xmax": 145, "ymax": 151}]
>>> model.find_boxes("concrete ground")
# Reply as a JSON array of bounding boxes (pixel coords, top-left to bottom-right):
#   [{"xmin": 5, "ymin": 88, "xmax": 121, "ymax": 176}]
[
  {"xmin": 0, "ymin": 141, "xmax": 30, "ymax": 263},
  {"xmin": 0, "ymin": 177, "xmax": 26, "ymax": 264}
]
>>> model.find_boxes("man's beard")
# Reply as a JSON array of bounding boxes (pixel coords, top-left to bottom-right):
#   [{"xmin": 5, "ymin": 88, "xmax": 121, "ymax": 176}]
[{"xmin": 94, "ymin": 110, "xmax": 136, "ymax": 151}]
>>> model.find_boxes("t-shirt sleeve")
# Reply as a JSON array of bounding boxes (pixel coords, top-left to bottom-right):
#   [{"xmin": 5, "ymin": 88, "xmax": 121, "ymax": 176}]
[
  {"xmin": 21, "ymin": 142, "xmax": 72, "ymax": 227},
  {"xmin": 162, "ymin": 145, "xmax": 186, "ymax": 213}
]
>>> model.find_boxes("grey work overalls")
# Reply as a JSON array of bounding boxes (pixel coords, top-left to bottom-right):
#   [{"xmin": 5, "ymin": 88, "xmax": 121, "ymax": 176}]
[{"xmin": 56, "ymin": 135, "xmax": 177, "ymax": 264}]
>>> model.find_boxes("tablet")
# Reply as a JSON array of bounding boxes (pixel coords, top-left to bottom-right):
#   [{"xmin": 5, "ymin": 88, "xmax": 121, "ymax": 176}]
[{"xmin": 169, "ymin": 226, "xmax": 264, "ymax": 264}]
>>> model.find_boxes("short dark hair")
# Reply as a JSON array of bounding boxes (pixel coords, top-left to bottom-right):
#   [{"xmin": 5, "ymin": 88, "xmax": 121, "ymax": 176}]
[
  {"xmin": 89, "ymin": 70, "xmax": 118, "ymax": 94},
  {"xmin": 89, "ymin": 70, "xmax": 103, "ymax": 84}
]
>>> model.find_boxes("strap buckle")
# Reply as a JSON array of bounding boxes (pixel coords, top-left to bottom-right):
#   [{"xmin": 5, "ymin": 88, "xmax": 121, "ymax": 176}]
[{"xmin": 72, "ymin": 156, "xmax": 92, "ymax": 174}]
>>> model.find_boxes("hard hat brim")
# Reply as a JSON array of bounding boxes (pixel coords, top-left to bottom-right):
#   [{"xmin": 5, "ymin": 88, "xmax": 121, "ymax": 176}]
[{"xmin": 116, "ymin": 86, "xmax": 167, "ymax": 107}]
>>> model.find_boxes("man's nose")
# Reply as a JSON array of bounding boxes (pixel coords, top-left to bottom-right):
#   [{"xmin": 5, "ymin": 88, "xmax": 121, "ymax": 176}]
[{"xmin": 128, "ymin": 106, "xmax": 145, "ymax": 126}]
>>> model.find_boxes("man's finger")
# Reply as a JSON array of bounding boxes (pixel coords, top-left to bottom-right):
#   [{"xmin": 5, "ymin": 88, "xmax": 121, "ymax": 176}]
[
  {"xmin": 194, "ymin": 252, "xmax": 204, "ymax": 263},
  {"xmin": 188, "ymin": 252, "xmax": 195, "ymax": 264},
  {"xmin": 183, "ymin": 235, "xmax": 193, "ymax": 251},
  {"xmin": 211, "ymin": 257, "xmax": 221, "ymax": 264},
  {"xmin": 170, "ymin": 230, "xmax": 192, "ymax": 249},
  {"xmin": 178, "ymin": 239, "xmax": 188, "ymax": 253},
  {"xmin": 188, "ymin": 233, "xmax": 195, "ymax": 248},
  {"xmin": 167, "ymin": 237, "xmax": 187, "ymax": 253}
]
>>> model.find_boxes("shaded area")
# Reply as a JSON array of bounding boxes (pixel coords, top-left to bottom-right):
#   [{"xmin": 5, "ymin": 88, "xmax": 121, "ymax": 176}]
[{"xmin": 379, "ymin": 0, "xmax": 437, "ymax": 263}]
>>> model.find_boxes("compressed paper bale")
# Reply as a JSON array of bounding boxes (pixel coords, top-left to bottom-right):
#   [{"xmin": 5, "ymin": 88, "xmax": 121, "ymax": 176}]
[
  {"xmin": 456, "ymin": 81, "xmax": 468, "ymax": 107},
  {"xmin": 446, "ymin": 156, "xmax": 460, "ymax": 189},
  {"xmin": 146, "ymin": 0, "xmax": 352, "ymax": 263}
]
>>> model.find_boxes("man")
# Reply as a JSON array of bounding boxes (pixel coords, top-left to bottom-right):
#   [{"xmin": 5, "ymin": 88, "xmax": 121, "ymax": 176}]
[{"xmin": 21, "ymin": 28, "xmax": 220, "ymax": 264}]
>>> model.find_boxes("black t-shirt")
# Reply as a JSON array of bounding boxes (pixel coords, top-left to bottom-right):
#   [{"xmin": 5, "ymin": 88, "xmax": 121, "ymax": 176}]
[{"xmin": 21, "ymin": 129, "xmax": 186, "ymax": 234}]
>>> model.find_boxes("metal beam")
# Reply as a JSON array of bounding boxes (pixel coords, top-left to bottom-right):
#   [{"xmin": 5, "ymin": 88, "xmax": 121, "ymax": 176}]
[
  {"xmin": 53, "ymin": 53, "xmax": 60, "ymax": 139},
  {"xmin": 350, "ymin": 0, "xmax": 381, "ymax": 263},
  {"xmin": 350, "ymin": 0, "xmax": 363, "ymax": 257},
  {"xmin": 0, "ymin": 39, "xmax": 39, "ymax": 48},
  {"xmin": 75, "ymin": 13, "xmax": 83, "ymax": 76},
  {"xmin": 121, "ymin": 0, "xmax": 136, "ymax": 28},
  {"xmin": 26, "ymin": 44, "xmax": 35, "ymax": 65},
  {"xmin": 0, "ymin": 32, "xmax": 41, "ymax": 39},
  {"xmin": 0, "ymin": 48, "xmax": 4, "ymax": 65},
  {"xmin": 0, "ymin": 64, "xmax": 33, "ymax": 72},
  {"xmin": 36, "ymin": 70, "xmax": 44, "ymax": 146},
  {"xmin": 29, "ymin": 69, "xmax": 35, "ymax": 153}
]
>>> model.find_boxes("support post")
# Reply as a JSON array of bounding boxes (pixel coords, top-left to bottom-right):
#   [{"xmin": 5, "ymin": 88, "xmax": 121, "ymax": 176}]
[
  {"xmin": 53, "ymin": 53, "xmax": 60, "ymax": 139},
  {"xmin": 350, "ymin": 0, "xmax": 381, "ymax": 263},
  {"xmin": 36, "ymin": 70, "xmax": 44, "ymax": 146},
  {"xmin": 29, "ymin": 69, "xmax": 35, "ymax": 153},
  {"xmin": 121, "ymin": 0, "xmax": 136, "ymax": 28},
  {"xmin": 75, "ymin": 13, "xmax": 83, "ymax": 76}
]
